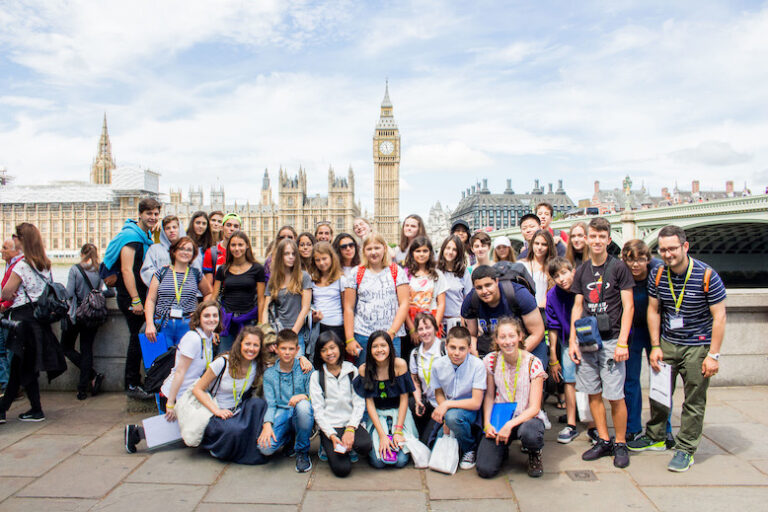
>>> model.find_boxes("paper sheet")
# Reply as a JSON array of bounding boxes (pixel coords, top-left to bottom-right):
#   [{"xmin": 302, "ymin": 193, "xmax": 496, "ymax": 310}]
[
  {"xmin": 649, "ymin": 362, "xmax": 673, "ymax": 409},
  {"xmin": 142, "ymin": 414, "xmax": 182, "ymax": 449}
]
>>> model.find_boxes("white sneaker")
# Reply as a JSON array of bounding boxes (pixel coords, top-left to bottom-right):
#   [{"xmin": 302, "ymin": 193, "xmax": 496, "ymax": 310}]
[
  {"xmin": 459, "ymin": 450, "xmax": 476, "ymax": 470},
  {"xmin": 541, "ymin": 411, "xmax": 552, "ymax": 430}
]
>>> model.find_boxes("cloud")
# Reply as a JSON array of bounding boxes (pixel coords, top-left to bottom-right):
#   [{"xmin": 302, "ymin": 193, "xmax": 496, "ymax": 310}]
[{"xmin": 670, "ymin": 141, "xmax": 752, "ymax": 166}]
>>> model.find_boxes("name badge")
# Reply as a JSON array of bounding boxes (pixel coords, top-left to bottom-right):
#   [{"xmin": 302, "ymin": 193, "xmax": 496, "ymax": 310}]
[
  {"xmin": 170, "ymin": 307, "xmax": 184, "ymax": 319},
  {"xmin": 669, "ymin": 315, "xmax": 684, "ymax": 330}
]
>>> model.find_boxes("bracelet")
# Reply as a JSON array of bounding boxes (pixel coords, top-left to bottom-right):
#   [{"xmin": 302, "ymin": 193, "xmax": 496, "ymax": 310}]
[
  {"xmin": 345, "ymin": 338, "xmax": 356, "ymax": 346},
  {"xmin": 483, "ymin": 423, "xmax": 492, "ymax": 433},
  {"xmin": 617, "ymin": 344, "xmax": 629, "ymax": 349},
  {"xmin": 394, "ymin": 424, "xmax": 404, "ymax": 430},
  {"xmin": 650, "ymin": 345, "xmax": 661, "ymax": 350},
  {"xmin": 165, "ymin": 404, "xmax": 174, "ymax": 409},
  {"xmin": 408, "ymin": 327, "xmax": 415, "ymax": 335},
  {"xmin": 344, "ymin": 427, "xmax": 356, "ymax": 433},
  {"xmin": 393, "ymin": 429, "xmax": 403, "ymax": 436},
  {"xmin": 131, "ymin": 297, "xmax": 141, "ymax": 305},
  {"xmin": 550, "ymin": 361, "xmax": 560, "ymax": 366}
]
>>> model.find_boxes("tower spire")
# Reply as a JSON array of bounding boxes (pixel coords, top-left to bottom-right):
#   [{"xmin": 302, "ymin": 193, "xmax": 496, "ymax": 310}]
[
  {"xmin": 381, "ymin": 79, "xmax": 392, "ymax": 109},
  {"xmin": 90, "ymin": 113, "xmax": 116, "ymax": 184}
]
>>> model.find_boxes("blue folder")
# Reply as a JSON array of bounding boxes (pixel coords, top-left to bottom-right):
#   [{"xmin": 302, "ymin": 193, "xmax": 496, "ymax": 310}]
[
  {"xmin": 490, "ymin": 402, "xmax": 517, "ymax": 431},
  {"xmin": 139, "ymin": 332, "xmax": 169, "ymax": 370}
]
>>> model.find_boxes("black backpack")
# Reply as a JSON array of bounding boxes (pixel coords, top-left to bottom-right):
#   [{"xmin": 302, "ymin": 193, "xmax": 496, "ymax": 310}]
[
  {"xmin": 74, "ymin": 265, "xmax": 108, "ymax": 327},
  {"xmin": 25, "ymin": 267, "xmax": 70, "ymax": 324},
  {"xmin": 143, "ymin": 347, "xmax": 177, "ymax": 394}
]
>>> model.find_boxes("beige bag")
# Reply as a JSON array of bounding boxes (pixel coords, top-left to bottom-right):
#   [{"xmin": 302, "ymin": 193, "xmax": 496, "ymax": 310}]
[{"xmin": 174, "ymin": 363, "xmax": 226, "ymax": 447}]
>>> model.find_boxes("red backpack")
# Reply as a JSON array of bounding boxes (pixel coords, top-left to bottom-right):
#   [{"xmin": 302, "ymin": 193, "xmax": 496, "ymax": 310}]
[{"xmin": 356, "ymin": 263, "xmax": 399, "ymax": 290}]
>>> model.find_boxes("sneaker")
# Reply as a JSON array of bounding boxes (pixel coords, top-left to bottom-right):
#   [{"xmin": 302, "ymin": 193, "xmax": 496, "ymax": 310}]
[
  {"xmin": 520, "ymin": 445, "xmax": 529, "ymax": 454},
  {"xmin": 627, "ymin": 434, "xmax": 667, "ymax": 452},
  {"xmin": 92, "ymin": 373, "xmax": 105, "ymax": 396},
  {"xmin": 295, "ymin": 452, "xmax": 312, "ymax": 473},
  {"xmin": 587, "ymin": 427, "xmax": 599, "ymax": 445},
  {"xmin": 626, "ymin": 431, "xmax": 642, "ymax": 443},
  {"xmin": 77, "ymin": 391, "xmax": 88, "ymax": 401},
  {"xmin": 349, "ymin": 450, "xmax": 359, "ymax": 463},
  {"xmin": 459, "ymin": 450, "xmax": 477, "ymax": 470},
  {"xmin": 665, "ymin": 432, "xmax": 677, "ymax": 450},
  {"xmin": 557, "ymin": 426, "xmax": 579, "ymax": 444},
  {"xmin": 18, "ymin": 410, "xmax": 45, "ymax": 422},
  {"xmin": 124, "ymin": 424, "xmax": 140, "ymax": 454},
  {"xmin": 125, "ymin": 385, "xmax": 152, "ymax": 401},
  {"xmin": 667, "ymin": 450, "xmax": 694, "ymax": 472},
  {"xmin": 613, "ymin": 442, "xmax": 630, "ymax": 468},
  {"xmin": 582, "ymin": 438, "xmax": 613, "ymax": 461},
  {"xmin": 317, "ymin": 444, "xmax": 328, "ymax": 462},
  {"xmin": 527, "ymin": 450, "xmax": 543, "ymax": 478}
]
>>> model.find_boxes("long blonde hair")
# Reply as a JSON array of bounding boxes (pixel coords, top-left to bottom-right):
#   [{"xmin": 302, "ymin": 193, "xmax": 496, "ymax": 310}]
[
  {"xmin": 310, "ymin": 241, "xmax": 342, "ymax": 284},
  {"xmin": 361, "ymin": 232, "xmax": 392, "ymax": 269},
  {"xmin": 269, "ymin": 238, "xmax": 304, "ymax": 295}
]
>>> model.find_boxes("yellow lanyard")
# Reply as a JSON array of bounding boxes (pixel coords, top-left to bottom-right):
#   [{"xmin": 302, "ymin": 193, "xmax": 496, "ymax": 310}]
[
  {"xmin": 200, "ymin": 333, "xmax": 212, "ymax": 369},
  {"xmin": 500, "ymin": 350, "xmax": 521, "ymax": 402},
  {"xmin": 420, "ymin": 352, "xmax": 436, "ymax": 388},
  {"xmin": 172, "ymin": 267, "xmax": 190, "ymax": 305},
  {"xmin": 232, "ymin": 364, "xmax": 253, "ymax": 408},
  {"xmin": 667, "ymin": 258, "xmax": 693, "ymax": 314}
]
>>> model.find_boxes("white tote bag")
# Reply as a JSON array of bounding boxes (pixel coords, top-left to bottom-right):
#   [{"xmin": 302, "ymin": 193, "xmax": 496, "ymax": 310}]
[
  {"xmin": 428, "ymin": 431, "xmax": 459, "ymax": 474},
  {"xmin": 575, "ymin": 391, "xmax": 594, "ymax": 422},
  {"xmin": 174, "ymin": 386, "xmax": 218, "ymax": 447},
  {"xmin": 403, "ymin": 434, "xmax": 431, "ymax": 469}
]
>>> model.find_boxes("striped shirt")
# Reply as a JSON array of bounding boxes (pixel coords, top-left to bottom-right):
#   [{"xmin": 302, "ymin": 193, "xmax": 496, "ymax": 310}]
[
  {"xmin": 153, "ymin": 267, "xmax": 202, "ymax": 319},
  {"xmin": 647, "ymin": 258, "xmax": 726, "ymax": 346}
]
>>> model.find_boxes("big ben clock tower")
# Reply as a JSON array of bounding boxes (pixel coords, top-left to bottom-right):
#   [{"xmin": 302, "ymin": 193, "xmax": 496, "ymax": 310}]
[{"xmin": 373, "ymin": 81, "xmax": 400, "ymax": 244}]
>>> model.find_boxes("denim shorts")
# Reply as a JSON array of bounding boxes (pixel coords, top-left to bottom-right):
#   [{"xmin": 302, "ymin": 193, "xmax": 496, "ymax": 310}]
[{"xmin": 561, "ymin": 347, "xmax": 576, "ymax": 384}]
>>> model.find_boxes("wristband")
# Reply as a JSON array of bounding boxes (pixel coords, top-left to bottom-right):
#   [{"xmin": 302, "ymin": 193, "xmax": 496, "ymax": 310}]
[
  {"xmin": 394, "ymin": 424, "xmax": 403, "ymax": 430},
  {"xmin": 345, "ymin": 338, "xmax": 356, "ymax": 346},
  {"xmin": 393, "ymin": 429, "xmax": 403, "ymax": 435},
  {"xmin": 165, "ymin": 404, "xmax": 174, "ymax": 409},
  {"xmin": 345, "ymin": 426, "xmax": 356, "ymax": 433},
  {"xmin": 483, "ymin": 423, "xmax": 492, "ymax": 433},
  {"xmin": 550, "ymin": 361, "xmax": 560, "ymax": 366},
  {"xmin": 408, "ymin": 327, "xmax": 415, "ymax": 335},
  {"xmin": 131, "ymin": 297, "xmax": 141, "ymax": 305},
  {"xmin": 650, "ymin": 346, "xmax": 661, "ymax": 350},
  {"xmin": 617, "ymin": 344, "xmax": 629, "ymax": 349}
]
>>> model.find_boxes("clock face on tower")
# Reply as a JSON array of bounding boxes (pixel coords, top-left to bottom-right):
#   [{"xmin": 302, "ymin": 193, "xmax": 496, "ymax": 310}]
[{"xmin": 379, "ymin": 140, "xmax": 394, "ymax": 156}]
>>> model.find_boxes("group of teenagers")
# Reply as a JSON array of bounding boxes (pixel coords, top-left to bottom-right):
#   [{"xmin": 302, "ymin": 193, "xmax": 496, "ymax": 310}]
[{"xmin": 0, "ymin": 197, "xmax": 727, "ymax": 478}]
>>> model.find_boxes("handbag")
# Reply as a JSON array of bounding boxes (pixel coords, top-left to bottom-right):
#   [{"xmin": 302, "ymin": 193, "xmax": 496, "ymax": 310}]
[
  {"xmin": 428, "ymin": 431, "xmax": 459, "ymax": 474},
  {"xmin": 403, "ymin": 434, "xmax": 431, "ymax": 469},
  {"xmin": 174, "ymin": 362, "xmax": 226, "ymax": 447},
  {"xmin": 574, "ymin": 257, "xmax": 614, "ymax": 352}
]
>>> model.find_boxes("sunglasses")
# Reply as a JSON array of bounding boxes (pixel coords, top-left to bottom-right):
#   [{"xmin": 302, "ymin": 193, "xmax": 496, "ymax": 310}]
[{"xmin": 339, "ymin": 242, "xmax": 356, "ymax": 250}]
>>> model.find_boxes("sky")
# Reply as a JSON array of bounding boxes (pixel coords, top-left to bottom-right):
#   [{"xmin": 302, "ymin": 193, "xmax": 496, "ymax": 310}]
[{"xmin": 1, "ymin": 0, "xmax": 767, "ymax": 220}]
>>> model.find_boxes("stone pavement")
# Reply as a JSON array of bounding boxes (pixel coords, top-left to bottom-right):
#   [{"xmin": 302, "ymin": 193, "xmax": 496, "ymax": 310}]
[{"xmin": 2, "ymin": 387, "xmax": 768, "ymax": 511}]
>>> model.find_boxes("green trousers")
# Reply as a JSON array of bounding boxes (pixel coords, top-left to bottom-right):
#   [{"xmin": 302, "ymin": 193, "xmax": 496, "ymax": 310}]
[{"xmin": 647, "ymin": 338, "xmax": 710, "ymax": 455}]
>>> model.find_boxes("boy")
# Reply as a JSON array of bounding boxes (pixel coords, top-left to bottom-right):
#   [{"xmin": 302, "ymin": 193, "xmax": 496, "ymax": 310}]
[
  {"xmin": 259, "ymin": 329, "xmax": 314, "ymax": 472},
  {"xmin": 430, "ymin": 326, "xmax": 487, "ymax": 470},
  {"xmin": 568, "ymin": 217, "xmax": 634, "ymax": 468}
]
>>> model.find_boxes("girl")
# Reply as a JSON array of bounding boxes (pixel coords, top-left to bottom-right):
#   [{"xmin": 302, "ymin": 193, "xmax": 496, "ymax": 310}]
[
  {"xmin": 477, "ymin": 317, "xmax": 547, "ymax": 479},
  {"xmin": 409, "ymin": 313, "xmax": 443, "ymax": 439},
  {"xmin": 0, "ymin": 223, "xmax": 66, "ymax": 423},
  {"xmin": 309, "ymin": 331, "xmax": 371, "ymax": 477},
  {"xmin": 353, "ymin": 331, "xmax": 417, "ymax": 468},
  {"xmin": 437, "ymin": 235, "xmax": 473, "ymax": 333},
  {"xmin": 264, "ymin": 225, "xmax": 297, "ymax": 282},
  {"xmin": 124, "ymin": 300, "xmax": 221, "ymax": 453},
  {"xmin": 565, "ymin": 221, "xmax": 588, "ymax": 266},
  {"xmin": 195, "ymin": 325, "xmax": 268, "ymax": 464},
  {"xmin": 187, "ymin": 211, "xmax": 212, "ymax": 270},
  {"xmin": 493, "ymin": 236, "xmax": 516, "ymax": 262},
  {"xmin": 212, "ymin": 231, "xmax": 266, "ymax": 352},
  {"xmin": 520, "ymin": 230, "xmax": 557, "ymax": 309},
  {"xmin": 61, "ymin": 243, "xmax": 107, "ymax": 400},
  {"xmin": 469, "ymin": 231, "xmax": 493, "ymax": 271},
  {"xmin": 144, "ymin": 237, "xmax": 213, "ymax": 348},
  {"xmin": 310, "ymin": 242, "xmax": 346, "ymax": 344},
  {"xmin": 392, "ymin": 214, "xmax": 426, "ymax": 265},
  {"xmin": 297, "ymin": 232, "xmax": 316, "ymax": 273},
  {"xmin": 403, "ymin": 236, "xmax": 447, "ymax": 354},
  {"xmin": 353, "ymin": 217, "xmax": 373, "ymax": 241},
  {"xmin": 332, "ymin": 233, "xmax": 360, "ymax": 281},
  {"xmin": 344, "ymin": 232, "xmax": 410, "ymax": 366},
  {"xmin": 261, "ymin": 238, "xmax": 313, "ymax": 355},
  {"xmin": 208, "ymin": 211, "xmax": 224, "ymax": 244}
]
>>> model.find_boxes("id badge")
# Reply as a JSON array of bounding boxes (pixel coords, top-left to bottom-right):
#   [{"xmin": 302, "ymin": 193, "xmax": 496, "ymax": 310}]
[
  {"xmin": 170, "ymin": 307, "xmax": 183, "ymax": 319},
  {"xmin": 669, "ymin": 315, "xmax": 684, "ymax": 330}
]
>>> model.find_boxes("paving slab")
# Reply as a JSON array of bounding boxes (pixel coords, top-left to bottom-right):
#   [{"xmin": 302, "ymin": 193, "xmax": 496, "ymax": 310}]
[
  {"xmin": 726, "ymin": 400, "xmax": 768, "ymax": 425},
  {"xmin": 126, "ymin": 449, "xmax": 226, "ymax": 485},
  {"xmin": 540, "ymin": 440, "xmax": 621, "ymax": 473},
  {"xmin": 195, "ymin": 504, "xmax": 297, "ymax": 512},
  {"xmin": 0, "ymin": 434, "xmax": 93, "ymax": 477},
  {"xmin": 704, "ymin": 422, "xmax": 768, "ymax": 459},
  {"xmin": 303, "ymin": 490, "xmax": 427, "ymax": 512},
  {"xmin": 512, "ymin": 472, "xmax": 655, "ymax": 512},
  {"xmin": 707, "ymin": 386, "xmax": 768, "ymax": 402},
  {"xmin": 0, "ymin": 497, "xmax": 97, "ymax": 511},
  {"xmin": 625, "ymin": 453, "xmax": 768, "ymax": 486},
  {"xmin": 426, "ymin": 467, "xmax": 514, "ymax": 499},
  {"xmin": 80, "ymin": 425, "xmax": 136, "ymax": 456},
  {"xmin": 92, "ymin": 483, "xmax": 207, "ymax": 512},
  {"xmin": 204, "ymin": 458, "xmax": 310, "ymax": 504},
  {"xmin": 310, "ymin": 462, "xmax": 423, "ymax": 491},
  {"xmin": 430, "ymin": 498, "xmax": 518, "ymax": 512},
  {"xmin": 0, "ymin": 477, "xmax": 33, "ymax": 502},
  {"xmin": 18, "ymin": 454, "xmax": 144, "ymax": 498},
  {"xmin": 643, "ymin": 486, "xmax": 768, "ymax": 512},
  {"xmin": 750, "ymin": 460, "xmax": 768, "ymax": 475},
  {"xmin": 0, "ymin": 420, "xmax": 48, "ymax": 451}
]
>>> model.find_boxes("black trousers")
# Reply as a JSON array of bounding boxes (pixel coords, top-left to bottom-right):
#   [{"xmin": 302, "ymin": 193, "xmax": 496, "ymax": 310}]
[
  {"xmin": 476, "ymin": 418, "xmax": 545, "ymax": 478},
  {"xmin": 61, "ymin": 319, "xmax": 100, "ymax": 392},
  {"xmin": 319, "ymin": 427, "xmax": 373, "ymax": 477},
  {"xmin": 0, "ymin": 309, "xmax": 42, "ymax": 414},
  {"xmin": 118, "ymin": 300, "xmax": 145, "ymax": 389}
]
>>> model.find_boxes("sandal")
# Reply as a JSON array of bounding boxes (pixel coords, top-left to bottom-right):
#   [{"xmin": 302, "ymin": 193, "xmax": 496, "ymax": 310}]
[{"xmin": 555, "ymin": 396, "xmax": 566, "ymax": 410}]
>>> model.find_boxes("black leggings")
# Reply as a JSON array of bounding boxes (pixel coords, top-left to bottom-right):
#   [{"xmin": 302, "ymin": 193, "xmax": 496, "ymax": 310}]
[
  {"xmin": 61, "ymin": 320, "xmax": 100, "ymax": 393},
  {"xmin": 476, "ymin": 418, "xmax": 545, "ymax": 478},
  {"xmin": 0, "ymin": 307, "xmax": 42, "ymax": 414},
  {"xmin": 319, "ymin": 427, "xmax": 373, "ymax": 477}
]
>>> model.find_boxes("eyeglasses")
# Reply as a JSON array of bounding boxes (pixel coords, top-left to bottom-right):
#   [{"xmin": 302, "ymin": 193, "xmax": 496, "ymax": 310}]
[
  {"xmin": 658, "ymin": 246, "xmax": 681, "ymax": 254},
  {"xmin": 625, "ymin": 258, "xmax": 648, "ymax": 265},
  {"xmin": 339, "ymin": 242, "xmax": 356, "ymax": 250}
]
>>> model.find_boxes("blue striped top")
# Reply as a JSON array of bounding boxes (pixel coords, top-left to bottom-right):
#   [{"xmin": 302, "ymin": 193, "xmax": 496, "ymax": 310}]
[{"xmin": 153, "ymin": 266, "xmax": 203, "ymax": 319}]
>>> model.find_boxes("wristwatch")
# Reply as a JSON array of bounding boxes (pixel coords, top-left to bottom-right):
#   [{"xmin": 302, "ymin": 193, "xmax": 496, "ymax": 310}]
[{"xmin": 707, "ymin": 352, "xmax": 720, "ymax": 361}]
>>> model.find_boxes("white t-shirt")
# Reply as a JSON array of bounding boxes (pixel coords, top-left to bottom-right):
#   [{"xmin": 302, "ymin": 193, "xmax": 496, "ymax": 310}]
[
  {"xmin": 346, "ymin": 264, "xmax": 410, "ymax": 337},
  {"xmin": 312, "ymin": 278, "xmax": 344, "ymax": 327},
  {"xmin": 11, "ymin": 260, "xmax": 53, "ymax": 308},
  {"xmin": 521, "ymin": 260, "xmax": 548, "ymax": 306},
  {"xmin": 408, "ymin": 269, "xmax": 448, "ymax": 312},
  {"xmin": 442, "ymin": 270, "xmax": 473, "ymax": 318},
  {"xmin": 208, "ymin": 355, "xmax": 258, "ymax": 410},
  {"xmin": 160, "ymin": 329, "xmax": 215, "ymax": 400},
  {"xmin": 408, "ymin": 340, "xmax": 443, "ymax": 407}
]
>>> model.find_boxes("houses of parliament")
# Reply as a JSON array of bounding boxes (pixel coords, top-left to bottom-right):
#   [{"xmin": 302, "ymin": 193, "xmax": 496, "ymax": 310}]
[{"xmin": 0, "ymin": 85, "xmax": 402, "ymax": 259}]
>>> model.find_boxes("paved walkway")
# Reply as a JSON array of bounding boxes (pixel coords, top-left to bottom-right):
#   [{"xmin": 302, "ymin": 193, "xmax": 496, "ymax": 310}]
[{"xmin": 1, "ymin": 386, "xmax": 768, "ymax": 511}]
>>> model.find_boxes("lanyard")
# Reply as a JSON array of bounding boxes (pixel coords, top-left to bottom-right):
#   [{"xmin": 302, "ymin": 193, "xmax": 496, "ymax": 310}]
[
  {"xmin": 200, "ymin": 335, "xmax": 212, "ymax": 369},
  {"xmin": 420, "ymin": 353, "xmax": 435, "ymax": 388},
  {"xmin": 500, "ymin": 350, "xmax": 521, "ymax": 402},
  {"xmin": 233, "ymin": 363, "xmax": 253, "ymax": 408},
  {"xmin": 667, "ymin": 258, "xmax": 693, "ymax": 314},
  {"xmin": 172, "ymin": 267, "xmax": 190, "ymax": 305}
]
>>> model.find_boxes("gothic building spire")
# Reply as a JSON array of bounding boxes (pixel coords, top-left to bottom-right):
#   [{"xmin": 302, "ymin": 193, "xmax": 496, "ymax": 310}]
[{"xmin": 90, "ymin": 113, "xmax": 116, "ymax": 184}]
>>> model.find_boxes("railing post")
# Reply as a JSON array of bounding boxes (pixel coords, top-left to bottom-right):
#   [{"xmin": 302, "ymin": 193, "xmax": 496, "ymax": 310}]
[{"xmin": 621, "ymin": 209, "xmax": 637, "ymax": 241}]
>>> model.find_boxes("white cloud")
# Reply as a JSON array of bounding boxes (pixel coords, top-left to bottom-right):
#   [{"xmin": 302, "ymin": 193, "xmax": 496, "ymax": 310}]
[{"xmin": 670, "ymin": 141, "xmax": 752, "ymax": 166}]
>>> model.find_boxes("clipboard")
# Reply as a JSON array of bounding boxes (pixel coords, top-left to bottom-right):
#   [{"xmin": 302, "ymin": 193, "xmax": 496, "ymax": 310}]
[
  {"xmin": 142, "ymin": 414, "xmax": 182, "ymax": 449},
  {"xmin": 649, "ymin": 362, "xmax": 673, "ymax": 409}
]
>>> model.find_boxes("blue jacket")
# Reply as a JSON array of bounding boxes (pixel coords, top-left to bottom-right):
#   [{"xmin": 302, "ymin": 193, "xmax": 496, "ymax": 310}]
[
  {"xmin": 262, "ymin": 359, "xmax": 312, "ymax": 424},
  {"xmin": 103, "ymin": 219, "xmax": 153, "ymax": 270},
  {"xmin": 545, "ymin": 285, "xmax": 575, "ymax": 345}
]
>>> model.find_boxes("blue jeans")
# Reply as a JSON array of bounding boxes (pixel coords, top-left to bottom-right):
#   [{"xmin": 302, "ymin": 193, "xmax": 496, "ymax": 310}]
[
  {"xmin": 260, "ymin": 400, "xmax": 314, "ymax": 456},
  {"xmin": 157, "ymin": 317, "xmax": 191, "ymax": 348},
  {"xmin": 0, "ymin": 327, "xmax": 9, "ymax": 387},
  {"xmin": 354, "ymin": 333, "xmax": 401, "ymax": 367},
  {"xmin": 438, "ymin": 408, "xmax": 479, "ymax": 454},
  {"xmin": 625, "ymin": 328, "xmax": 672, "ymax": 435}
]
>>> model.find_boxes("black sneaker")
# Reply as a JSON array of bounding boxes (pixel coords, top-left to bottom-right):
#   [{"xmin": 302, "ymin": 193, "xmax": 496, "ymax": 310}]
[
  {"xmin": 0, "ymin": 410, "xmax": 6, "ymax": 424},
  {"xmin": 125, "ymin": 424, "xmax": 140, "ymax": 454},
  {"xmin": 527, "ymin": 450, "xmax": 543, "ymax": 478},
  {"xmin": 18, "ymin": 410, "xmax": 45, "ymax": 422},
  {"xmin": 626, "ymin": 431, "xmax": 642, "ymax": 443},
  {"xmin": 77, "ymin": 391, "xmax": 88, "ymax": 401},
  {"xmin": 613, "ymin": 442, "xmax": 630, "ymax": 468},
  {"xmin": 587, "ymin": 427, "xmax": 600, "ymax": 445},
  {"xmin": 582, "ymin": 438, "xmax": 613, "ymax": 461},
  {"xmin": 295, "ymin": 452, "xmax": 312, "ymax": 473},
  {"xmin": 126, "ymin": 385, "xmax": 152, "ymax": 400}
]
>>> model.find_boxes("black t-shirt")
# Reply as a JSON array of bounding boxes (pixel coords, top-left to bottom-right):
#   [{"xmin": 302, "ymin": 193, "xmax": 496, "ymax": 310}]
[
  {"xmin": 215, "ymin": 262, "xmax": 266, "ymax": 313},
  {"xmin": 116, "ymin": 242, "xmax": 147, "ymax": 302},
  {"xmin": 572, "ymin": 255, "xmax": 634, "ymax": 340}
]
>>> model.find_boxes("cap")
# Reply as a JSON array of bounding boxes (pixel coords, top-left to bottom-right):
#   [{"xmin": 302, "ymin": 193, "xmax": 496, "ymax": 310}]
[
  {"xmin": 451, "ymin": 219, "xmax": 470, "ymax": 232},
  {"xmin": 519, "ymin": 213, "xmax": 540, "ymax": 227},
  {"xmin": 222, "ymin": 213, "xmax": 242, "ymax": 225},
  {"xmin": 493, "ymin": 236, "xmax": 512, "ymax": 249}
]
